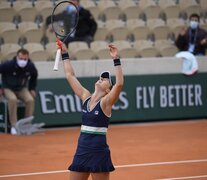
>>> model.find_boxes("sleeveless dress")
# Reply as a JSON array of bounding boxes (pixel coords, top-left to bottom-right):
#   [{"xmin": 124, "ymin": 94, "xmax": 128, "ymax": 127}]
[{"xmin": 68, "ymin": 96, "xmax": 115, "ymax": 172}]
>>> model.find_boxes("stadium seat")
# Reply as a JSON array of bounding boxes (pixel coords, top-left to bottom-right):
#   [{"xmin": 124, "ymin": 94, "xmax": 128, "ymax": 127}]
[
  {"xmin": 90, "ymin": 41, "xmax": 110, "ymax": 59},
  {"xmin": 0, "ymin": 22, "xmax": 20, "ymax": 43},
  {"xmin": 45, "ymin": 42, "xmax": 57, "ymax": 61},
  {"xmin": 105, "ymin": 19, "xmax": 129, "ymax": 41},
  {"xmin": 68, "ymin": 42, "xmax": 95, "ymax": 60},
  {"xmin": 179, "ymin": 0, "xmax": 201, "ymax": 16},
  {"xmin": 35, "ymin": 1, "xmax": 54, "ymax": 22},
  {"xmin": 1, "ymin": 43, "xmax": 21, "ymax": 61},
  {"xmin": 118, "ymin": 0, "xmax": 142, "ymax": 20},
  {"xmin": 80, "ymin": 0, "xmax": 96, "ymax": 8},
  {"xmin": 13, "ymin": 1, "xmax": 37, "ymax": 22},
  {"xmin": 134, "ymin": 40, "xmax": 159, "ymax": 57},
  {"xmin": 94, "ymin": 21, "xmax": 109, "ymax": 41},
  {"xmin": 23, "ymin": 43, "xmax": 49, "ymax": 61},
  {"xmin": 200, "ymin": 0, "xmax": 207, "ymax": 11},
  {"xmin": 0, "ymin": 2, "xmax": 16, "ymax": 22},
  {"xmin": 74, "ymin": 49, "xmax": 95, "ymax": 60},
  {"xmin": 94, "ymin": 28, "xmax": 109, "ymax": 41},
  {"xmin": 81, "ymin": 0, "xmax": 99, "ymax": 19},
  {"xmin": 45, "ymin": 24, "xmax": 56, "ymax": 43},
  {"xmin": 126, "ymin": 19, "xmax": 150, "ymax": 40},
  {"xmin": 159, "ymin": 0, "xmax": 181, "ymax": 19},
  {"xmin": 147, "ymin": 19, "xmax": 170, "ymax": 40},
  {"xmin": 200, "ymin": 20, "xmax": 207, "ymax": 31},
  {"xmin": 89, "ymin": 8, "xmax": 100, "ymax": 20},
  {"xmin": 97, "ymin": 0, "xmax": 122, "ymax": 21},
  {"xmin": 139, "ymin": 0, "xmax": 161, "ymax": 20},
  {"xmin": 112, "ymin": 40, "xmax": 137, "ymax": 58},
  {"xmin": 155, "ymin": 39, "xmax": 178, "ymax": 57},
  {"xmin": 18, "ymin": 22, "xmax": 43, "ymax": 43},
  {"xmin": 167, "ymin": 18, "xmax": 186, "ymax": 37},
  {"xmin": 0, "ymin": 22, "xmax": 14, "ymax": 31}
]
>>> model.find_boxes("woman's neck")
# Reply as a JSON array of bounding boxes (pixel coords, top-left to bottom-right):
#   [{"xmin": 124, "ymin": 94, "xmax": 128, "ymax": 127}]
[{"xmin": 91, "ymin": 91, "xmax": 104, "ymax": 102}]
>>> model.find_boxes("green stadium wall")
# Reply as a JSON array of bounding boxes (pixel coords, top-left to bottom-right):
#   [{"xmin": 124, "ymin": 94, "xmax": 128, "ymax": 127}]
[{"xmin": 32, "ymin": 57, "xmax": 207, "ymax": 126}]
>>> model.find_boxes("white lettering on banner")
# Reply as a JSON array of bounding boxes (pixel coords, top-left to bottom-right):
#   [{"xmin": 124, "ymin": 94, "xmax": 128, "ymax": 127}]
[
  {"xmin": 0, "ymin": 114, "xmax": 3, "ymax": 121},
  {"xmin": 181, "ymin": 85, "xmax": 187, "ymax": 106},
  {"xmin": 39, "ymin": 91, "xmax": 128, "ymax": 114},
  {"xmin": 39, "ymin": 91, "xmax": 55, "ymax": 114},
  {"xmin": 136, "ymin": 86, "xmax": 155, "ymax": 109},
  {"xmin": 159, "ymin": 84, "xmax": 202, "ymax": 108},
  {"xmin": 188, "ymin": 85, "xmax": 194, "ymax": 106},
  {"xmin": 75, "ymin": 95, "xmax": 82, "ymax": 112},
  {"xmin": 160, "ymin": 86, "xmax": 167, "ymax": 107},
  {"xmin": 39, "ymin": 91, "xmax": 82, "ymax": 114},
  {"xmin": 55, "ymin": 95, "xmax": 76, "ymax": 113},
  {"xmin": 195, "ymin": 84, "xmax": 202, "ymax": 106},
  {"xmin": 174, "ymin": 85, "xmax": 180, "ymax": 106},
  {"xmin": 113, "ymin": 92, "xmax": 128, "ymax": 110},
  {"xmin": 137, "ymin": 84, "xmax": 203, "ymax": 109}
]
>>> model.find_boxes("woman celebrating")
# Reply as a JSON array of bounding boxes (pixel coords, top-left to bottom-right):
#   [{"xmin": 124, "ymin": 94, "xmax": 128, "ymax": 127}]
[{"xmin": 58, "ymin": 40, "xmax": 124, "ymax": 180}]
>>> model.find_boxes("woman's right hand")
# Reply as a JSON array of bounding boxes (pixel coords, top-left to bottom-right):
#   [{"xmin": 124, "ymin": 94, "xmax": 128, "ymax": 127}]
[{"xmin": 56, "ymin": 38, "xmax": 68, "ymax": 53}]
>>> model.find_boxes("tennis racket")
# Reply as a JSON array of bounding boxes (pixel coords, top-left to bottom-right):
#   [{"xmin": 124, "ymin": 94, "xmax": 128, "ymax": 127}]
[{"xmin": 51, "ymin": 1, "xmax": 79, "ymax": 71}]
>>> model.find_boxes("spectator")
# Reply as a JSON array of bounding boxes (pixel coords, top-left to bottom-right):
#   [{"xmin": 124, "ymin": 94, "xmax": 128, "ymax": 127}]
[
  {"xmin": 44, "ymin": 0, "xmax": 97, "ymax": 47},
  {"xmin": 175, "ymin": 13, "xmax": 207, "ymax": 56},
  {"xmin": 0, "ymin": 49, "xmax": 38, "ymax": 135}
]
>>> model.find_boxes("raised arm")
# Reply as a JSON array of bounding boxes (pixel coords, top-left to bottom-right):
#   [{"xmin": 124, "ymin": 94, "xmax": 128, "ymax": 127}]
[
  {"xmin": 104, "ymin": 44, "xmax": 124, "ymax": 106},
  {"xmin": 58, "ymin": 40, "xmax": 91, "ymax": 101}
]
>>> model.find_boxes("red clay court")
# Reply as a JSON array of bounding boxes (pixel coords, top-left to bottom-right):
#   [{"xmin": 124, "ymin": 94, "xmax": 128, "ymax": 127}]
[{"xmin": 0, "ymin": 119, "xmax": 207, "ymax": 180}]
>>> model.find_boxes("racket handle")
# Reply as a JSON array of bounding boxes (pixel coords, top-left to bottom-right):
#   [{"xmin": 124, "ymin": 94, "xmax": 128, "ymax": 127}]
[{"xmin": 53, "ymin": 49, "xmax": 61, "ymax": 71}]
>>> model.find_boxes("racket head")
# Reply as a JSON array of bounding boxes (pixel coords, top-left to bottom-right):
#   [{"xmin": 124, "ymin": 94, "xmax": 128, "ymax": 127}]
[{"xmin": 51, "ymin": 1, "xmax": 79, "ymax": 42}]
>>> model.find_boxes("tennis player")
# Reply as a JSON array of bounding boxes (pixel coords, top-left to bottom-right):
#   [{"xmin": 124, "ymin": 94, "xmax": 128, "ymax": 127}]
[{"xmin": 57, "ymin": 40, "xmax": 123, "ymax": 180}]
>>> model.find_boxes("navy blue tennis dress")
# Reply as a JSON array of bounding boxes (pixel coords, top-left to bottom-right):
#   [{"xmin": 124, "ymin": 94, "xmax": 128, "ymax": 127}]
[{"xmin": 68, "ymin": 96, "xmax": 115, "ymax": 172}]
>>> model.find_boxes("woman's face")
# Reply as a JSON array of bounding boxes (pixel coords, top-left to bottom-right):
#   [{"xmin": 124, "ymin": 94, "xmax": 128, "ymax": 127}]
[{"xmin": 95, "ymin": 77, "xmax": 111, "ymax": 92}]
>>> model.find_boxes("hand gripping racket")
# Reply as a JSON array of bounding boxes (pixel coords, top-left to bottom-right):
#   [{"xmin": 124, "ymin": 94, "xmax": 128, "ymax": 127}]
[{"xmin": 51, "ymin": 1, "xmax": 79, "ymax": 71}]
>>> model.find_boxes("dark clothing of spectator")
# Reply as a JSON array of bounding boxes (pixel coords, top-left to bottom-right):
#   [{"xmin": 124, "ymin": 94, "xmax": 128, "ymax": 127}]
[
  {"xmin": 0, "ymin": 58, "xmax": 38, "ymax": 91},
  {"xmin": 0, "ymin": 54, "xmax": 38, "ymax": 133},
  {"xmin": 175, "ymin": 27, "xmax": 207, "ymax": 56},
  {"xmin": 46, "ymin": 6, "xmax": 97, "ymax": 47}
]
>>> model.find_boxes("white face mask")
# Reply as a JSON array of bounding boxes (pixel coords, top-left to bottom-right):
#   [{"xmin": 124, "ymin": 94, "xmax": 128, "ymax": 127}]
[
  {"xmin": 17, "ymin": 59, "xmax": 28, "ymax": 68},
  {"xmin": 190, "ymin": 21, "xmax": 198, "ymax": 29}
]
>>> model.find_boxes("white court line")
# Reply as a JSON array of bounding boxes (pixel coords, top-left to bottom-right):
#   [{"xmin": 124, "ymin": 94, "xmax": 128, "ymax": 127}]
[
  {"xmin": 115, "ymin": 159, "xmax": 207, "ymax": 168},
  {"xmin": 0, "ymin": 159, "xmax": 207, "ymax": 178},
  {"xmin": 157, "ymin": 175, "xmax": 207, "ymax": 180},
  {"xmin": 0, "ymin": 170, "xmax": 68, "ymax": 178}
]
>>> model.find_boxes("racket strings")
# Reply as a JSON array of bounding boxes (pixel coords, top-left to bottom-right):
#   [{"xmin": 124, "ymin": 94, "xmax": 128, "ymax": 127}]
[{"xmin": 51, "ymin": 1, "xmax": 79, "ymax": 40}]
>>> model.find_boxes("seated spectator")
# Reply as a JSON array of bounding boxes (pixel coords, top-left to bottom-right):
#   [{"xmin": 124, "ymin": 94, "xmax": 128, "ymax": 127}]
[
  {"xmin": 0, "ymin": 49, "xmax": 38, "ymax": 135},
  {"xmin": 175, "ymin": 13, "xmax": 207, "ymax": 56},
  {"xmin": 44, "ymin": 0, "xmax": 97, "ymax": 47}
]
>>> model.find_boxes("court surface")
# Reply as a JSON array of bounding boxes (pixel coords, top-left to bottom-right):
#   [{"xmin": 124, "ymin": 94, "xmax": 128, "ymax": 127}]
[{"xmin": 0, "ymin": 119, "xmax": 207, "ymax": 180}]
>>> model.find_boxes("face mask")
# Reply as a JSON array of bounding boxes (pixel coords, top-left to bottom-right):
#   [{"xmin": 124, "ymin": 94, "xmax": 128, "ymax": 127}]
[
  {"xmin": 190, "ymin": 21, "xmax": 198, "ymax": 29},
  {"xmin": 17, "ymin": 58, "xmax": 28, "ymax": 68}
]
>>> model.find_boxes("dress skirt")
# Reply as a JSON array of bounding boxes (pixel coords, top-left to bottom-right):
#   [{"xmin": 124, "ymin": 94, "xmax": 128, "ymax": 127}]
[{"xmin": 68, "ymin": 134, "xmax": 115, "ymax": 172}]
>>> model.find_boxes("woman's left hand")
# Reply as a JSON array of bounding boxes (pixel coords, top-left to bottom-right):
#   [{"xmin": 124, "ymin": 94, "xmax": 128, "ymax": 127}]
[{"xmin": 108, "ymin": 44, "xmax": 119, "ymax": 59}]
